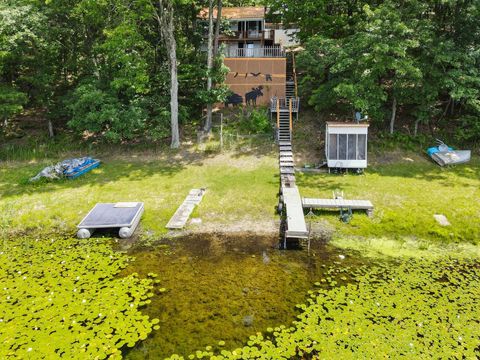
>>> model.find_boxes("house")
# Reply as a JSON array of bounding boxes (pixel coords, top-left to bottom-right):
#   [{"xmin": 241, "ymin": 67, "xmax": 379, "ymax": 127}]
[{"xmin": 199, "ymin": 6, "xmax": 299, "ymax": 106}]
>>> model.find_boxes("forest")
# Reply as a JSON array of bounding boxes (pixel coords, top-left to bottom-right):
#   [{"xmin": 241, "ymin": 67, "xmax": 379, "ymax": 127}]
[{"xmin": 1, "ymin": 0, "xmax": 478, "ymax": 147}]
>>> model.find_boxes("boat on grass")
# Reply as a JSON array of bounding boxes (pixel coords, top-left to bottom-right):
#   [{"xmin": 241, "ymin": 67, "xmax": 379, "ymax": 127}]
[{"xmin": 427, "ymin": 141, "xmax": 471, "ymax": 166}]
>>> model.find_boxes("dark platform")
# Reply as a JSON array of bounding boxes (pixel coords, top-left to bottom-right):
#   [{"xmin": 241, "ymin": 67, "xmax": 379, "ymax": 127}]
[{"xmin": 78, "ymin": 202, "xmax": 144, "ymax": 228}]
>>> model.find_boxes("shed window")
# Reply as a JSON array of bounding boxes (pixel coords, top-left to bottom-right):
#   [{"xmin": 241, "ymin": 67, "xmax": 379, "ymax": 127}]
[
  {"xmin": 357, "ymin": 134, "xmax": 366, "ymax": 160},
  {"xmin": 338, "ymin": 134, "xmax": 347, "ymax": 160},
  {"xmin": 329, "ymin": 134, "xmax": 337, "ymax": 160},
  {"xmin": 348, "ymin": 134, "xmax": 357, "ymax": 160}
]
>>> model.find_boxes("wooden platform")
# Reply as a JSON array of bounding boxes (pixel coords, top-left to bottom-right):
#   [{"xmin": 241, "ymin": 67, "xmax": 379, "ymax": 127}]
[
  {"xmin": 302, "ymin": 198, "xmax": 374, "ymax": 216},
  {"xmin": 166, "ymin": 189, "xmax": 206, "ymax": 229}
]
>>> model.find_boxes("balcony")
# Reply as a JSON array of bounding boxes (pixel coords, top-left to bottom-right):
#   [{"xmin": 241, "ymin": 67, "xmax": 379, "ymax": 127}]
[
  {"xmin": 219, "ymin": 29, "xmax": 275, "ymax": 41},
  {"xmin": 223, "ymin": 46, "xmax": 285, "ymax": 58}
]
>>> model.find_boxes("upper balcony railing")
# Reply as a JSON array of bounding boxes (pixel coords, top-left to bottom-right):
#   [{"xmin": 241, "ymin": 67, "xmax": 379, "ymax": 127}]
[
  {"xmin": 223, "ymin": 46, "xmax": 285, "ymax": 58},
  {"xmin": 220, "ymin": 29, "xmax": 275, "ymax": 41},
  {"xmin": 270, "ymin": 97, "xmax": 300, "ymax": 113}
]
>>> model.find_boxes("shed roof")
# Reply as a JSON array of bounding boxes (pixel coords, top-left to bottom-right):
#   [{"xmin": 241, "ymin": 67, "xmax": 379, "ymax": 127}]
[
  {"xmin": 326, "ymin": 122, "xmax": 370, "ymax": 128},
  {"xmin": 199, "ymin": 6, "xmax": 265, "ymax": 20}
]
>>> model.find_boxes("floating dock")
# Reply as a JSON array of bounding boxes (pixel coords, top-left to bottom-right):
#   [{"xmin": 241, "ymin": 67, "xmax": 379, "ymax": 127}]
[
  {"xmin": 77, "ymin": 202, "xmax": 144, "ymax": 239},
  {"xmin": 166, "ymin": 189, "xmax": 206, "ymax": 229},
  {"xmin": 303, "ymin": 198, "xmax": 374, "ymax": 217}
]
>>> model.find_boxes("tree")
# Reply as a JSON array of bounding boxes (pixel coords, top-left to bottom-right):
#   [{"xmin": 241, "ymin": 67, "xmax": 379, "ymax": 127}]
[
  {"xmin": 154, "ymin": 0, "xmax": 180, "ymax": 148},
  {"xmin": 204, "ymin": 0, "xmax": 215, "ymax": 132},
  {"xmin": 0, "ymin": 85, "xmax": 27, "ymax": 133},
  {"xmin": 213, "ymin": 0, "xmax": 222, "ymax": 56},
  {"xmin": 292, "ymin": 0, "xmax": 479, "ymax": 140}
]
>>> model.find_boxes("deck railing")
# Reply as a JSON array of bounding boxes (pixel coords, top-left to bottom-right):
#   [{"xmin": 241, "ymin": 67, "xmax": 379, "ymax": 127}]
[
  {"xmin": 270, "ymin": 97, "xmax": 300, "ymax": 113},
  {"xmin": 223, "ymin": 46, "xmax": 285, "ymax": 58},
  {"xmin": 221, "ymin": 29, "xmax": 275, "ymax": 41}
]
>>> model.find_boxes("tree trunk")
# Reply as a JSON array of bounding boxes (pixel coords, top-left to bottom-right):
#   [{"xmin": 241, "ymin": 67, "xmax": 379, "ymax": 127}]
[
  {"xmin": 389, "ymin": 96, "xmax": 397, "ymax": 135},
  {"xmin": 414, "ymin": 118, "xmax": 420, "ymax": 137},
  {"xmin": 47, "ymin": 119, "xmax": 54, "ymax": 138},
  {"xmin": 169, "ymin": 32, "xmax": 179, "ymax": 148},
  {"xmin": 155, "ymin": 0, "xmax": 180, "ymax": 148},
  {"xmin": 204, "ymin": 0, "xmax": 214, "ymax": 132},
  {"xmin": 213, "ymin": 0, "xmax": 222, "ymax": 56}
]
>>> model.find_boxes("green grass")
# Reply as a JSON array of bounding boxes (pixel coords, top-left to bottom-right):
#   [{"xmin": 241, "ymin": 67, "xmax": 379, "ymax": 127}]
[
  {"xmin": 0, "ymin": 151, "xmax": 279, "ymax": 237},
  {"xmin": 297, "ymin": 157, "xmax": 480, "ymax": 244},
  {"xmin": 1, "ymin": 137, "xmax": 480, "ymax": 245}
]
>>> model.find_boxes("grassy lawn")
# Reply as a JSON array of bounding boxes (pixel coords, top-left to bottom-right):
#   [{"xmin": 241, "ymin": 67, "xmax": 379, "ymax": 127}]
[
  {"xmin": 298, "ymin": 155, "xmax": 480, "ymax": 245},
  {"xmin": 1, "ymin": 143, "xmax": 480, "ymax": 247},
  {"xmin": 0, "ymin": 150, "xmax": 279, "ymax": 237}
]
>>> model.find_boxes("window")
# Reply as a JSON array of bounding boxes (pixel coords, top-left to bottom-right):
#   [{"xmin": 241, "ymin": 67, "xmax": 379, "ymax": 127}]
[
  {"xmin": 348, "ymin": 134, "xmax": 357, "ymax": 160},
  {"xmin": 357, "ymin": 134, "xmax": 366, "ymax": 160},
  {"xmin": 338, "ymin": 134, "xmax": 347, "ymax": 160},
  {"xmin": 329, "ymin": 134, "xmax": 338, "ymax": 160}
]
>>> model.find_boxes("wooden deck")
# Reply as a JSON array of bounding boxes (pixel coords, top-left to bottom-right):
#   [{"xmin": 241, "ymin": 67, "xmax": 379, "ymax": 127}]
[
  {"xmin": 166, "ymin": 189, "xmax": 206, "ymax": 229},
  {"xmin": 302, "ymin": 198, "xmax": 374, "ymax": 216}
]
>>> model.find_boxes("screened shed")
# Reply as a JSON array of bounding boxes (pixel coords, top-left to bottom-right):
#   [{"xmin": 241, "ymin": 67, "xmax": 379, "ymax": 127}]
[{"xmin": 325, "ymin": 122, "xmax": 369, "ymax": 169}]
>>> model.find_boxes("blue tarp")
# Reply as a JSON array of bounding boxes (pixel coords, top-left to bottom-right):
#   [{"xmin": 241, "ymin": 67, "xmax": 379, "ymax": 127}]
[
  {"xmin": 427, "ymin": 145, "xmax": 453, "ymax": 157},
  {"xmin": 30, "ymin": 157, "xmax": 100, "ymax": 182}
]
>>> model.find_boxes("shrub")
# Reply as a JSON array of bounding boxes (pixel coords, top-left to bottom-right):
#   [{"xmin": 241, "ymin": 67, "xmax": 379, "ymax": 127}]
[
  {"xmin": 66, "ymin": 82, "xmax": 147, "ymax": 143},
  {"xmin": 238, "ymin": 108, "xmax": 270, "ymax": 134}
]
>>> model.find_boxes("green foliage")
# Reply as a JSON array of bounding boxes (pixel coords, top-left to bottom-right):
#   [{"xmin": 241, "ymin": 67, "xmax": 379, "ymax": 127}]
[
  {"xmin": 0, "ymin": 0, "xmax": 218, "ymax": 143},
  {"xmin": 67, "ymin": 81, "xmax": 148, "ymax": 143},
  {"xmin": 290, "ymin": 0, "xmax": 480, "ymax": 138},
  {"xmin": 177, "ymin": 258, "xmax": 480, "ymax": 359},
  {"xmin": 0, "ymin": 84, "xmax": 27, "ymax": 126},
  {"xmin": 0, "ymin": 236, "xmax": 160, "ymax": 359},
  {"xmin": 237, "ymin": 108, "xmax": 271, "ymax": 134}
]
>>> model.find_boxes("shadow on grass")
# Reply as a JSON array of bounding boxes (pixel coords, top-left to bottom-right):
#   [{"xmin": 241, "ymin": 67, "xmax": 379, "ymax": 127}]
[
  {"xmin": 367, "ymin": 157, "xmax": 480, "ymax": 186},
  {"xmin": 0, "ymin": 146, "xmax": 228, "ymax": 199}
]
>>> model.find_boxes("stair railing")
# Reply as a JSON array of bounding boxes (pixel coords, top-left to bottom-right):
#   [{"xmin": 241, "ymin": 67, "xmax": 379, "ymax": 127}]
[
  {"xmin": 292, "ymin": 52, "xmax": 298, "ymax": 98},
  {"xmin": 276, "ymin": 98, "xmax": 280, "ymax": 142},
  {"xmin": 289, "ymin": 100, "xmax": 293, "ymax": 139}
]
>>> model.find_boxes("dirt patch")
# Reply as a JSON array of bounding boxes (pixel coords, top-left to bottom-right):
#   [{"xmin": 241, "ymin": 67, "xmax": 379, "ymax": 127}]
[{"xmin": 188, "ymin": 218, "xmax": 280, "ymax": 236}]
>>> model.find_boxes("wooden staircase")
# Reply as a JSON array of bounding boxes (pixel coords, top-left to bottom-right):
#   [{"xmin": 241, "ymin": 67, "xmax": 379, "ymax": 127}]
[{"xmin": 277, "ymin": 106, "xmax": 292, "ymax": 143}]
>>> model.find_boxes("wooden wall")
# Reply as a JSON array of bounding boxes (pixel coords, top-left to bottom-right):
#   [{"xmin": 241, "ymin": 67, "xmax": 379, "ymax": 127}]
[{"xmin": 223, "ymin": 58, "xmax": 286, "ymax": 106}]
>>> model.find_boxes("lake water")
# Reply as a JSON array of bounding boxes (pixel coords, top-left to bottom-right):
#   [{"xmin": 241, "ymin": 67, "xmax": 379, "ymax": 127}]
[{"xmin": 122, "ymin": 234, "xmax": 367, "ymax": 359}]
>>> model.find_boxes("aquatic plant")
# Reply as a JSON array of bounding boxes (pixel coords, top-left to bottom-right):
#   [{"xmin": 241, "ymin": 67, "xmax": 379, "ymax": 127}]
[
  {"xmin": 172, "ymin": 258, "xmax": 480, "ymax": 359},
  {"xmin": 0, "ymin": 237, "xmax": 160, "ymax": 359}
]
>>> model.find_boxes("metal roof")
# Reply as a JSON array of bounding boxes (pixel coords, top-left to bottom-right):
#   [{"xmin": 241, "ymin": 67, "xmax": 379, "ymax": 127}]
[
  {"xmin": 199, "ymin": 6, "xmax": 265, "ymax": 20},
  {"xmin": 326, "ymin": 122, "xmax": 370, "ymax": 128}
]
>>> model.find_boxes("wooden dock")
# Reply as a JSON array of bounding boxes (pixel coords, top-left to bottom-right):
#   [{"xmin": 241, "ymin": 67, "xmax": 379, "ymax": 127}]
[
  {"xmin": 166, "ymin": 189, "xmax": 206, "ymax": 229},
  {"xmin": 303, "ymin": 197, "xmax": 374, "ymax": 217},
  {"xmin": 283, "ymin": 187, "xmax": 309, "ymax": 239},
  {"xmin": 277, "ymin": 146, "xmax": 308, "ymax": 242}
]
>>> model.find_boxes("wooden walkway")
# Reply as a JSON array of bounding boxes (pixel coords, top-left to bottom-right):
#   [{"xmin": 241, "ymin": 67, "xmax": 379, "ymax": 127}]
[
  {"xmin": 166, "ymin": 189, "xmax": 206, "ymax": 229},
  {"xmin": 283, "ymin": 187, "xmax": 309, "ymax": 239},
  {"xmin": 302, "ymin": 198, "xmax": 374, "ymax": 216},
  {"xmin": 277, "ymin": 148, "xmax": 308, "ymax": 240}
]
